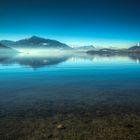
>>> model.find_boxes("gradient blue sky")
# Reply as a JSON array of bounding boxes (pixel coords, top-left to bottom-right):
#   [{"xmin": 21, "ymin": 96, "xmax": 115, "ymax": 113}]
[{"xmin": 0, "ymin": 0, "xmax": 140, "ymax": 47}]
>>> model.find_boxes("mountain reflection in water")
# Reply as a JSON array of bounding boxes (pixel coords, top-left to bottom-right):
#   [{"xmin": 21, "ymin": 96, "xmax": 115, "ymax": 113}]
[
  {"xmin": 0, "ymin": 52, "xmax": 70, "ymax": 69},
  {"xmin": 0, "ymin": 52, "xmax": 140, "ymax": 69}
]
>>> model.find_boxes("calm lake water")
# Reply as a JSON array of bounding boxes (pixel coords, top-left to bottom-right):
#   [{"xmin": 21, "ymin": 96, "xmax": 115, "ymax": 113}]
[{"xmin": 0, "ymin": 52, "xmax": 140, "ymax": 117}]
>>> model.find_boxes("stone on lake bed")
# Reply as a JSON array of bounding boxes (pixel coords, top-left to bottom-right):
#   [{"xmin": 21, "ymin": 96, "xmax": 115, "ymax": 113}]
[
  {"xmin": 57, "ymin": 124, "xmax": 65, "ymax": 129},
  {"xmin": 125, "ymin": 124, "xmax": 134, "ymax": 128}
]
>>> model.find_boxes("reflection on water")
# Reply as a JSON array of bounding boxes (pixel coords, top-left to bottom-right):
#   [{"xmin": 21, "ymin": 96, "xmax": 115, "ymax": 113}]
[
  {"xmin": 0, "ymin": 52, "xmax": 140, "ymax": 118},
  {"xmin": 0, "ymin": 52, "xmax": 140, "ymax": 69},
  {"xmin": 0, "ymin": 52, "xmax": 71, "ymax": 69}
]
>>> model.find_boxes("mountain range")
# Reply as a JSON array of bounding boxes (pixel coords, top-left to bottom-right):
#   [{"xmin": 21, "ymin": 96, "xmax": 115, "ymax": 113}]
[
  {"xmin": 0, "ymin": 36, "xmax": 71, "ymax": 49},
  {"xmin": 0, "ymin": 36, "xmax": 140, "ymax": 54},
  {"xmin": 87, "ymin": 44, "xmax": 140, "ymax": 55}
]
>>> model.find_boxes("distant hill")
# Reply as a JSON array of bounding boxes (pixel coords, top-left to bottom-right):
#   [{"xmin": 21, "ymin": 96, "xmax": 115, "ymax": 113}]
[
  {"xmin": 76, "ymin": 45, "xmax": 95, "ymax": 51},
  {"xmin": 87, "ymin": 43, "xmax": 140, "ymax": 55},
  {"xmin": 1, "ymin": 36, "xmax": 71, "ymax": 49},
  {"xmin": 87, "ymin": 48, "xmax": 118, "ymax": 55},
  {"xmin": 0, "ymin": 43, "xmax": 17, "ymax": 54},
  {"xmin": 0, "ymin": 40, "xmax": 15, "ymax": 47},
  {"xmin": 128, "ymin": 43, "xmax": 140, "ymax": 51},
  {"xmin": 0, "ymin": 43, "xmax": 11, "ymax": 49}
]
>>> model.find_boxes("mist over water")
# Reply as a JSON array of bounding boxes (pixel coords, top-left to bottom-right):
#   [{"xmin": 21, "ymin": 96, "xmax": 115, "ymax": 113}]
[{"xmin": 0, "ymin": 49, "xmax": 140, "ymax": 69}]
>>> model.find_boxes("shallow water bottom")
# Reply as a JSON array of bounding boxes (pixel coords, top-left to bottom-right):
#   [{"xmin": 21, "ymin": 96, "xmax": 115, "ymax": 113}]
[{"xmin": 1, "ymin": 112, "xmax": 140, "ymax": 140}]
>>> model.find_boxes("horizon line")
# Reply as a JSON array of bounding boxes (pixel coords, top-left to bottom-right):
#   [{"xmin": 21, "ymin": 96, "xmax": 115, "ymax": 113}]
[{"xmin": 0, "ymin": 35, "xmax": 139, "ymax": 48}]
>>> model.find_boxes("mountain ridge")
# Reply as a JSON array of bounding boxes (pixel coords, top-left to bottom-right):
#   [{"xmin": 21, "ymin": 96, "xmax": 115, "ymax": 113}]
[{"xmin": 0, "ymin": 36, "xmax": 71, "ymax": 49}]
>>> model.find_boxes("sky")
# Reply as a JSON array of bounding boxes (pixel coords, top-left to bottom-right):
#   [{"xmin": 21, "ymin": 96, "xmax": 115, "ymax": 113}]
[{"xmin": 0, "ymin": 0, "xmax": 140, "ymax": 48}]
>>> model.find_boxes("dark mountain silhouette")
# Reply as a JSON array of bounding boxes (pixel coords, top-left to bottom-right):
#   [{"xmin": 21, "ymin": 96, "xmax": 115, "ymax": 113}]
[{"xmin": 1, "ymin": 36, "xmax": 71, "ymax": 49}]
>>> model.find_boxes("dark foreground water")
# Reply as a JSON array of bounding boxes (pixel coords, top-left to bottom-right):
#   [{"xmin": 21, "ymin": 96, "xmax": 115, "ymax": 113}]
[{"xmin": 0, "ymin": 52, "xmax": 140, "ymax": 140}]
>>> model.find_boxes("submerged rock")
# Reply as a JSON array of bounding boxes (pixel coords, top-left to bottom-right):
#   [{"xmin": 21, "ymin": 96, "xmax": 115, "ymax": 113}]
[
  {"xmin": 125, "ymin": 124, "xmax": 134, "ymax": 128},
  {"xmin": 57, "ymin": 124, "xmax": 65, "ymax": 129}
]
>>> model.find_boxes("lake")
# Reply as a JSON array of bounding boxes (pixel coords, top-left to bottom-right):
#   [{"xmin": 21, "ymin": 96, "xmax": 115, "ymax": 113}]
[{"xmin": 0, "ymin": 52, "xmax": 140, "ymax": 139}]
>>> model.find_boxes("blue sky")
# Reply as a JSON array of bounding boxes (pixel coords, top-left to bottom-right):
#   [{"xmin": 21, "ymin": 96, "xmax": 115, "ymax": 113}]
[{"xmin": 0, "ymin": 0, "xmax": 140, "ymax": 47}]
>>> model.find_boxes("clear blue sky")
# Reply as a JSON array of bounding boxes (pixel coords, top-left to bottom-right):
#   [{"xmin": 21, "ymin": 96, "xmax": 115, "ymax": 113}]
[{"xmin": 0, "ymin": 0, "xmax": 140, "ymax": 47}]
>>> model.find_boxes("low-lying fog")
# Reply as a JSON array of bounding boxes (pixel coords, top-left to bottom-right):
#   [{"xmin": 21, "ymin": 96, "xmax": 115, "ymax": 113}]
[{"xmin": 18, "ymin": 48, "xmax": 76, "ymax": 57}]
